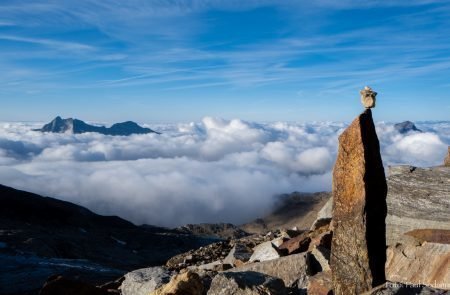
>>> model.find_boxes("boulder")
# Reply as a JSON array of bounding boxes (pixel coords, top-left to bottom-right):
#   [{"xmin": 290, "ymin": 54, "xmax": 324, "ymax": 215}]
[
  {"xmin": 40, "ymin": 276, "xmax": 109, "ymax": 295},
  {"xmin": 207, "ymin": 271, "xmax": 287, "ymax": 295},
  {"xmin": 306, "ymin": 246, "xmax": 330, "ymax": 275},
  {"xmin": 223, "ymin": 243, "xmax": 252, "ymax": 267},
  {"xmin": 330, "ymin": 108, "xmax": 387, "ymax": 294},
  {"xmin": 445, "ymin": 147, "xmax": 450, "ymax": 166},
  {"xmin": 150, "ymin": 271, "xmax": 204, "ymax": 295},
  {"xmin": 230, "ymin": 252, "xmax": 308, "ymax": 288},
  {"xmin": 386, "ymin": 165, "xmax": 450, "ymax": 245},
  {"xmin": 309, "ymin": 231, "xmax": 332, "ymax": 251},
  {"xmin": 385, "ymin": 241, "xmax": 450, "ymax": 290},
  {"xmin": 249, "ymin": 241, "xmax": 280, "ymax": 263},
  {"xmin": 119, "ymin": 267, "xmax": 172, "ymax": 295},
  {"xmin": 278, "ymin": 233, "xmax": 311, "ymax": 255}
]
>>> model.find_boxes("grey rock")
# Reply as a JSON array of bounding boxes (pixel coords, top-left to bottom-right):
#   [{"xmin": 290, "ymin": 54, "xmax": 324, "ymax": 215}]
[
  {"xmin": 310, "ymin": 197, "xmax": 332, "ymax": 230},
  {"xmin": 207, "ymin": 271, "xmax": 287, "ymax": 295},
  {"xmin": 119, "ymin": 267, "xmax": 172, "ymax": 295},
  {"xmin": 386, "ymin": 165, "xmax": 450, "ymax": 245},
  {"xmin": 230, "ymin": 252, "xmax": 308, "ymax": 288},
  {"xmin": 223, "ymin": 243, "xmax": 252, "ymax": 267},
  {"xmin": 249, "ymin": 241, "xmax": 280, "ymax": 263},
  {"xmin": 307, "ymin": 245, "xmax": 330, "ymax": 275}
]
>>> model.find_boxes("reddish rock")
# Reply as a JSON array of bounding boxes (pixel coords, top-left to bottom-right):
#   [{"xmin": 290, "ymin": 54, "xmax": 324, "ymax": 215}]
[
  {"xmin": 405, "ymin": 229, "xmax": 450, "ymax": 244},
  {"xmin": 330, "ymin": 109, "xmax": 387, "ymax": 295},
  {"xmin": 309, "ymin": 231, "xmax": 332, "ymax": 251},
  {"xmin": 278, "ymin": 233, "xmax": 311, "ymax": 255},
  {"xmin": 40, "ymin": 276, "xmax": 110, "ymax": 295}
]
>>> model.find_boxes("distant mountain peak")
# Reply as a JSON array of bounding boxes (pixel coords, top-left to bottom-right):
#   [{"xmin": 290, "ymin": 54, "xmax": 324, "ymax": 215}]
[
  {"xmin": 394, "ymin": 121, "xmax": 421, "ymax": 134},
  {"xmin": 34, "ymin": 116, "xmax": 160, "ymax": 136}
]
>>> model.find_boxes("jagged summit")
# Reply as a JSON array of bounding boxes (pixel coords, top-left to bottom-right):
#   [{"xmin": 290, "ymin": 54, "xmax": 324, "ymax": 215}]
[
  {"xmin": 394, "ymin": 120, "xmax": 421, "ymax": 134},
  {"xmin": 34, "ymin": 116, "xmax": 160, "ymax": 135}
]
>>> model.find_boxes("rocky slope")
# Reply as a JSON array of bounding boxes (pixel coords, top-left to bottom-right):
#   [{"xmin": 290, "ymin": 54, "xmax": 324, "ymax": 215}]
[
  {"xmin": 240, "ymin": 192, "xmax": 331, "ymax": 234},
  {"xmin": 176, "ymin": 223, "xmax": 249, "ymax": 239},
  {"xmin": 34, "ymin": 116, "xmax": 159, "ymax": 135},
  {"xmin": 0, "ymin": 184, "xmax": 214, "ymax": 294}
]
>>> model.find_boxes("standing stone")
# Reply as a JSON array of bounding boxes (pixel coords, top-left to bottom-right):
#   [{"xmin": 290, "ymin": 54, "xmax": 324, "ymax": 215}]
[
  {"xmin": 330, "ymin": 108, "xmax": 387, "ymax": 295},
  {"xmin": 445, "ymin": 147, "xmax": 450, "ymax": 166}
]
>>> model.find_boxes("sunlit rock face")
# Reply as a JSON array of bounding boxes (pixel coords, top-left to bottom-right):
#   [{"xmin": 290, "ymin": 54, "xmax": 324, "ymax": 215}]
[{"xmin": 330, "ymin": 109, "xmax": 387, "ymax": 295}]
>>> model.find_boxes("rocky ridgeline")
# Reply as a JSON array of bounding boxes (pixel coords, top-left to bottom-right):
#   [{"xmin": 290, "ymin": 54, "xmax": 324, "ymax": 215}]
[{"xmin": 37, "ymin": 88, "xmax": 450, "ymax": 294}]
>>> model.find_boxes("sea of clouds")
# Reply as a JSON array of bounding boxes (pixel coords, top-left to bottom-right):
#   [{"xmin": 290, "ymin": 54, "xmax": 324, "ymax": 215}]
[{"xmin": 0, "ymin": 117, "xmax": 448, "ymax": 227}]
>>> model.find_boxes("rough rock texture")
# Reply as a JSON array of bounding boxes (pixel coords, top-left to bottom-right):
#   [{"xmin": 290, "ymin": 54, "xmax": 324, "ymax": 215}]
[
  {"xmin": 331, "ymin": 109, "xmax": 387, "ymax": 294},
  {"xmin": 278, "ymin": 233, "xmax": 311, "ymax": 255},
  {"xmin": 307, "ymin": 246, "xmax": 331, "ymax": 274},
  {"xmin": 230, "ymin": 253, "xmax": 308, "ymax": 288},
  {"xmin": 307, "ymin": 271, "xmax": 332, "ymax": 295},
  {"xmin": 166, "ymin": 241, "xmax": 232, "ymax": 271},
  {"xmin": 177, "ymin": 223, "xmax": 249, "ymax": 239},
  {"xmin": 385, "ymin": 241, "xmax": 450, "ymax": 289},
  {"xmin": 360, "ymin": 86, "xmax": 377, "ymax": 108},
  {"xmin": 150, "ymin": 271, "xmax": 204, "ymax": 295},
  {"xmin": 446, "ymin": 147, "xmax": 450, "ymax": 166},
  {"xmin": 207, "ymin": 271, "xmax": 287, "ymax": 295},
  {"xmin": 386, "ymin": 165, "xmax": 450, "ymax": 245},
  {"xmin": 249, "ymin": 241, "xmax": 280, "ymax": 262},
  {"xmin": 119, "ymin": 267, "xmax": 172, "ymax": 295},
  {"xmin": 39, "ymin": 276, "xmax": 110, "ymax": 295}
]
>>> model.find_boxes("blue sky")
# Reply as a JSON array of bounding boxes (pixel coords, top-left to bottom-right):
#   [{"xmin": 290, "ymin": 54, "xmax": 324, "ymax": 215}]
[{"xmin": 1, "ymin": 0, "xmax": 449, "ymax": 122}]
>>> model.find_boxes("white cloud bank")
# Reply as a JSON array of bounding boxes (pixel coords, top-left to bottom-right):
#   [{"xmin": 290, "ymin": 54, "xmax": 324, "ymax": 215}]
[{"xmin": 0, "ymin": 118, "xmax": 448, "ymax": 227}]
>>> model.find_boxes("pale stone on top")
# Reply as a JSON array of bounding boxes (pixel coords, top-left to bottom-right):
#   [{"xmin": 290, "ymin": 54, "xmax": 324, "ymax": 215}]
[{"xmin": 360, "ymin": 86, "xmax": 377, "ymax": 108}]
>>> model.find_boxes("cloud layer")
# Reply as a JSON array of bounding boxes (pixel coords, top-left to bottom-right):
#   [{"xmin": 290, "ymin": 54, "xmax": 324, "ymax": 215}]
[{"xmin": 0, "ymin": 118, "xmax": 448, "ymax": 227}]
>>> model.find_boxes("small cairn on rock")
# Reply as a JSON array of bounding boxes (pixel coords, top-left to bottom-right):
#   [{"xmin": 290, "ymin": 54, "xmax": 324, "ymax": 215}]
[
  {"xmin": 330, "ymin": 86, "xmax": 387, "ymax": 295},
  {"xmin": 360, "ymin": 86, "xmax": 377, "ymax": 109},
  {"xmin": 445, "ymin": 146, "xmax": 450, "ymax": 167}
]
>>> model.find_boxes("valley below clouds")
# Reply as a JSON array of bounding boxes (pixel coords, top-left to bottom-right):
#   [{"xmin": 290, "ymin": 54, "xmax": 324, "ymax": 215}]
[{"xmin": 0, "ymin": 117, "xmax": 448, "ymax": 227}]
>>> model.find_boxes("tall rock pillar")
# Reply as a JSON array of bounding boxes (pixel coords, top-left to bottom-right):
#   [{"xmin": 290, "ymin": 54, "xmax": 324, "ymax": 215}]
[{"xmin": 330, "ymin": 87, "xmax": 387, "ymax": 295}]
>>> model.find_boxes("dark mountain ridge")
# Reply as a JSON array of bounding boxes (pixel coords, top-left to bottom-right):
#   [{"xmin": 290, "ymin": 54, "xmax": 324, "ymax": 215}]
[
  {"xmin": 34, "ymin": 116, "xmax": 160, "ymax": 135},
  {"xmin": 0, "ymin": 184, "xmax": 213, "ymax": 294},
  {"xmin": 394, "ymin": 120, "xmax": 421, "ymax": 134}
]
